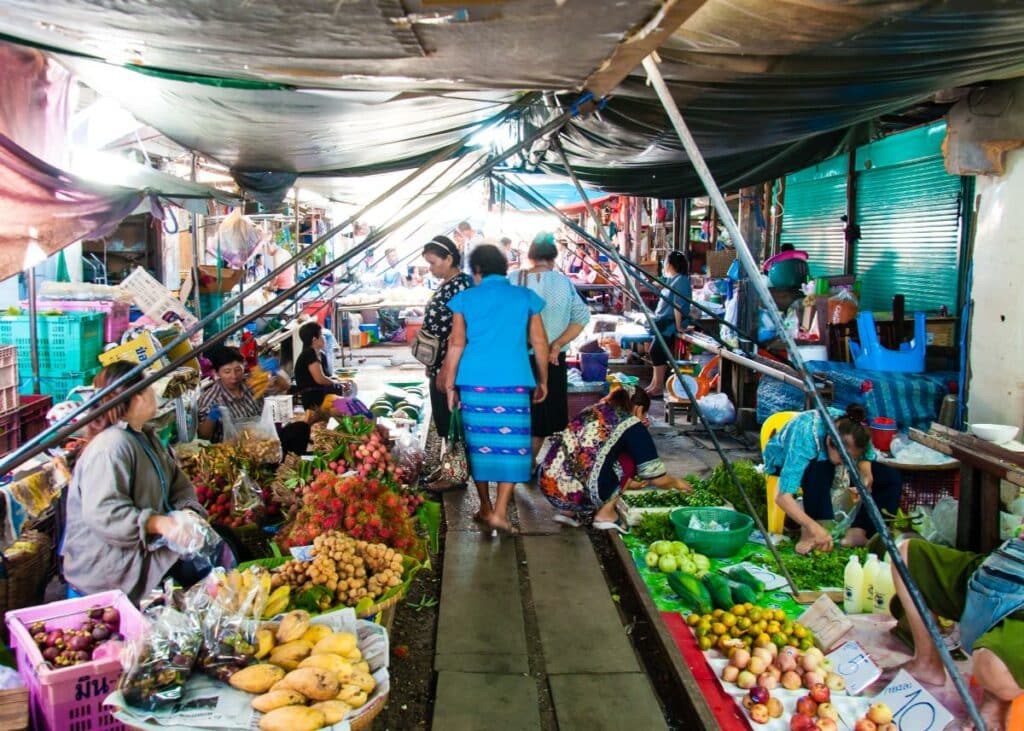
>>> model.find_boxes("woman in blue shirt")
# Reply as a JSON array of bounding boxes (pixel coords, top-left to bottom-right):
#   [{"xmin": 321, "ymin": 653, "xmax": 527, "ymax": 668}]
[
  {"xmin": 646, "ymin": 251, "xmax": 692, "ymax": 397},
  {"xmin": 763, "ymin": 404, "xmax": 902, "ymax": 554},
  {"xmin": 445, "ymin": 244, "xmax": 550, "ymax": 535}
]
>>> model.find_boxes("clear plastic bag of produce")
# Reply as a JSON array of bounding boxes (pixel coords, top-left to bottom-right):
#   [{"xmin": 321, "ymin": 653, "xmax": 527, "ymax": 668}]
[
  {"xmin": 211, "ymin": 209, "xmax": 263, "ymax": 268},
  {"xmin": 391, "ymin": 427, "xmax": 424, "ymax": 484},
  {"xmin": 929, "ymin": 496, "xmax": 959, "ymax": 546},
  {"xmin": 231, "ymin": 468, "xmax": 262, "ymax": 517},
  {"xmin": 119, "ymin": 590, "xmax": 203, "ymax": 711},
  {"xmin": 222, "ymin": 409, "xmax": 283, "ymax": 464},
  {"xmin": 189, "ymin": 570, "xmax": 264, "ymax": 682}
]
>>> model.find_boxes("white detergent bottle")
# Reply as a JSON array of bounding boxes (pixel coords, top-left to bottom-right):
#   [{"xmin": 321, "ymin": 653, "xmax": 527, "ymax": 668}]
[
  {"xmin": 873, "ymin": 562, "xmax": 895, "ymax": 615},
  {"xmin": 844, "ymin": 554, "xmax": 863, "ymax": 614},
  {"xmin": 862, "ymin": 554, "xmax": 881, "ymax": 612}
]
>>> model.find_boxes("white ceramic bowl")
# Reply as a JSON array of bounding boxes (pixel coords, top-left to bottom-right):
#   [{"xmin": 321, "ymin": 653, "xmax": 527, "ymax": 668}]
[{"xmin": 969, "ymin": 423, "xmax": 1020, "ymax": 444}]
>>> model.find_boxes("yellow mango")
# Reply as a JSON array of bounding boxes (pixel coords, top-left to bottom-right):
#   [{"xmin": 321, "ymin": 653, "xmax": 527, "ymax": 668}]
[
  {"xmin": 228, "ymin": 664, "xmax": 285, "ymax": 694},
  {"xmin": 258, "ymin": 705, "xmax": 326, "ymax": 731}
]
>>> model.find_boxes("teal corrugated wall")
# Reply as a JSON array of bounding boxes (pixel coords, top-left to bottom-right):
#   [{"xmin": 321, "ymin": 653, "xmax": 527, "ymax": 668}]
[
  {"xmin": 853, "ymin": 123, "xmax": 963, "ymax": 312},
  {"xmin": 779, "ymin": 155, "xmax": 848, "ymax": 278}
]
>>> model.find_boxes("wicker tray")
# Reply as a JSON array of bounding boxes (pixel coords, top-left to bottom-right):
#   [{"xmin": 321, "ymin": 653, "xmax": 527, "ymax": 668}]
[
  {"xmin": 349, "ymin": 690, "xmax": 388, "ymax": 731},
  {"xmin": 0, "ymin": 530, "xmax": 52, "ymax": 637}
]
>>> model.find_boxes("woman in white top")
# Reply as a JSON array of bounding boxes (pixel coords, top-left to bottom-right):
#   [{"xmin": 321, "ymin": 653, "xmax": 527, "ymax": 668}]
[{"xmin": 511, "ymin": 232, "xmax": 592, "ymax": 459}]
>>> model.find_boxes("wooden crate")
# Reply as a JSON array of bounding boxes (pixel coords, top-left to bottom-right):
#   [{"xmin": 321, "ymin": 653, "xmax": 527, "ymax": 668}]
[{"xmin": 0, "ymin": 686, "xmax": 30, "ymax": 731}]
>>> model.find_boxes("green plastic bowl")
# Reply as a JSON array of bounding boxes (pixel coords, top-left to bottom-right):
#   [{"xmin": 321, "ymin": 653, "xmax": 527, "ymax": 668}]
[{"xmin": 670, "ymin": 507, "xmax": 754, "ymax": 558}]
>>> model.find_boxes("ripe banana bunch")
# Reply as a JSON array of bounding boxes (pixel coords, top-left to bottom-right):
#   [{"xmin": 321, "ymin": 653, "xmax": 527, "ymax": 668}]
[
  {"xmin": 216, "ymin": 567, "xmax": 275, "ymax": 616},
  {"xmin": 262, "ymin": 586, "xmax": 292, "ymax": 619}
]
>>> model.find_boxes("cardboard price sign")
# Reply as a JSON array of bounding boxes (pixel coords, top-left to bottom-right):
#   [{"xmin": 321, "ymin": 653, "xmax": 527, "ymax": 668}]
[
  {"xmin": 798, "ymin": 594, "xmax": 853, "ymax": 651},
  {"xmin": 877, "ymin": 669, "xmax": 954, "ymax": 731},
  {"xmin": 826, "ymin": 641, "xmax": 881, "ymax": 695}
]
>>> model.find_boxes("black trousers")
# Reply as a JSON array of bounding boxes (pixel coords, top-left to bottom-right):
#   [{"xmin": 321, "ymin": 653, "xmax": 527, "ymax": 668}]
[
  {"xmin": 800, "ymin": 460, "xmax": 902, "ymax": 537},
  {"xmin": 429, "ymin": 375, "xmax": 453, "ymax": 438}
]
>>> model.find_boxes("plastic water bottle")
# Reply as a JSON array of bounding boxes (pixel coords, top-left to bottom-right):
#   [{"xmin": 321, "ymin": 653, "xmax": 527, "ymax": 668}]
[
  {"xmin": 873, "ymin": 562, "xmax": 895, "ymax": 615},
  {"xmin": 844, "ymin": 554, "xmax": 863, "ymax": 614},
  {"xmin": 862, "ymin": 554, "xmax": 881, "ymax": 612}
]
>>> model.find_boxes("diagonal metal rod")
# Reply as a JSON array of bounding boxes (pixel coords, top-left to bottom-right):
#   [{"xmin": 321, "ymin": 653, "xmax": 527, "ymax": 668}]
[
  {"xmin": 496, "ymin": 174, "xmax": 758, "ymax": 347},
  {"xmin": 0, "ymin": 107, "xmax": 571, "ymax": 475},
  {"xmin": 641, "ymin": 54, "xmax": 985, "ymax": 729},
  {"xmin": 552, "ymin": 144, "xmax": 802, "ymax": 596}
]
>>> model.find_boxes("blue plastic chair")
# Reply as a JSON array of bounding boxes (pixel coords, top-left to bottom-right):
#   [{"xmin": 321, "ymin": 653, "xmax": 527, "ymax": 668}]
[{"xmin": 849, "ymin": 311, "xmax": 926, "ymax": 373}]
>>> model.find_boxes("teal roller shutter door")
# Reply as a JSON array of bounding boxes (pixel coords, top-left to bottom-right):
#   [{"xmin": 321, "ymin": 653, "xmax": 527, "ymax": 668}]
[
  {"xmin": 779, "ymin": 154, "xmax": 848, "ymax": 278},
  {"xmin": 854, "ymin": 124, "xmax": 963, "ymax": 313}
]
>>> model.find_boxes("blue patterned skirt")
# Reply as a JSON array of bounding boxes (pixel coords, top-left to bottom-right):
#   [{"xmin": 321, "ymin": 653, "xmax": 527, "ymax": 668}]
[{"xmin": 459, "ymin": 386, "xmax": 532, "ymax": 483}]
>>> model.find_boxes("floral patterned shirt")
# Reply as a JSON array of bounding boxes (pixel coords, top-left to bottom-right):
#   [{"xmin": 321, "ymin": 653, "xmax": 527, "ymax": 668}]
[{"xmin": 423, "ymin": 272, "xmax": 472, "ymax": 376}]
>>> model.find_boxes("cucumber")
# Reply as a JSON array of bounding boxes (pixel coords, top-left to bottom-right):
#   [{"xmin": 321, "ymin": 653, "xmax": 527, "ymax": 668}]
[
  {"xmin": 702, "ymin": 572, "xmax": 735, "ymax": 611},
  {"xmin": 726, "ymin": 566, "xmax": 765, "ymax": 594},
  {"xmin": 726, "ymin": 578, "xmax": 759, "ymax": 606},
  {"xmin": 667, "ymin": 571, "xmax": 712, "ymax": 614}
]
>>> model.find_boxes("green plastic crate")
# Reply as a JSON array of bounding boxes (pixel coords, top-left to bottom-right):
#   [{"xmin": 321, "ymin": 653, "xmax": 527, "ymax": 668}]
[
  {"xmin": 192, "ymin": 293, "xmax": 239, "ymax": 339},
  {"xmin": 18, "ymin": 367, "xmax": 100, "ymax": 401},
  {"xmin": 0, "ymin": 312, "xmax": 104, "ymax": 377}
]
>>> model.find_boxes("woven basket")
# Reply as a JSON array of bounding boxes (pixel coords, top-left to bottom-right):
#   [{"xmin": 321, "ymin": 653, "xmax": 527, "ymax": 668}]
[
  {"xmin": 350, "ymin": 690, "xmax": 389, "ymax": 731},
  {"xmin": 356, "ymin": 589, "xmax": 404, "ymax": 625},
  {"xmin": 0, "ymin": 530, "xmax": 52, "ymax": 638}
]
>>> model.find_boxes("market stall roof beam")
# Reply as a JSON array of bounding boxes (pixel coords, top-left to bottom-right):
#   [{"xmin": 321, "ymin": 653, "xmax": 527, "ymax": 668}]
[{"xmin": 640, "ymin": 52, "xmax": 986, "ymax": 731}]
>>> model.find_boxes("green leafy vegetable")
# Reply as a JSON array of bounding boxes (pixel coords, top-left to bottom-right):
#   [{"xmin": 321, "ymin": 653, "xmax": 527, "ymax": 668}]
[
  {"xmin": 749, "ymin": 546, "xmax": 868, "ymax": 590},
  {"xmin": 632, "ymin": 512, "xmax": 675, "ymax": 543},
  {"xmin": 708, "ymin": 460, "xmax": 767, "ymax": 529}
]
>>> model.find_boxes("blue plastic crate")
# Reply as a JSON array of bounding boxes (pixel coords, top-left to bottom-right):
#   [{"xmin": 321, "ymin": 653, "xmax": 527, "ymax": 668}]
[
  {"xmin": 18, "ymin": 367, "xmax": 100, "ymax": 401},
  {"xmin": 0, "ymin": 312, "xmax": 104, "ymax": 377}
]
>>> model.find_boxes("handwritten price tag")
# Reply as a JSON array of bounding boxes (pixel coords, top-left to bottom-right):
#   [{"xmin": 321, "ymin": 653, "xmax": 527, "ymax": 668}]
[
  {"xmin": 798, "ymin": 594, "xmax": 853, "ymax": 651},
  {"xmin": 877, "ymin": 669, "xmax": 954, "ymax": 731},
  {"xmin": 826, "ymin": 641, "xmax": 881, "ymax": 695}
]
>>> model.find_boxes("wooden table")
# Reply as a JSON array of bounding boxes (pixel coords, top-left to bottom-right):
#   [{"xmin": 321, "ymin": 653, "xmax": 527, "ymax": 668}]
[{"xmin": 909, "ymin": 424, "xmax": 1024, "ymax": 553}]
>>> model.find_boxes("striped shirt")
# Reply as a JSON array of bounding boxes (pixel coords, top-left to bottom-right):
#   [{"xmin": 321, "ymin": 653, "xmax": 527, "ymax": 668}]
[{"xmin": 198, "ymin": 381, "xmax": 263, "ymax": 441}]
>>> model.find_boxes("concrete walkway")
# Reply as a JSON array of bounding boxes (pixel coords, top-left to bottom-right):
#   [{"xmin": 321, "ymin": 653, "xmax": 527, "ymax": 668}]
[{"xmin": 432, "ymin": 484, "xmax": 667, "ymax": 731}]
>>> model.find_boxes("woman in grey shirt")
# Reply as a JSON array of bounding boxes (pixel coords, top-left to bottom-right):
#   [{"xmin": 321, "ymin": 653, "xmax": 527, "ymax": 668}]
[{"xmin": 63, "ymin": 362, "xmax": 214, "ymax": 602}]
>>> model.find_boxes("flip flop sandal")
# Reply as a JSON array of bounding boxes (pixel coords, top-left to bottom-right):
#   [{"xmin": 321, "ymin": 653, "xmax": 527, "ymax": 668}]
[
  {"xmin": 552, "ymin": 514, "xmax": 582, "ymax": 528},
  {"xmin": 593, "ymin": 520, "xmax": 630, "ymax": 535}
]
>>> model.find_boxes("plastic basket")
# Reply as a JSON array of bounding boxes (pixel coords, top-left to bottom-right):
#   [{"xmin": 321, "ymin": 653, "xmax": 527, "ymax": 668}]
[
  {"xmin": 0, "ymin": 409, "xmax": 20, "ymax": 457},
  {"xmin": 0, "ymin": 345, "xmax": 19, "ymax": 413},
  {"xmin": 6, "ymin": 590, "xmax": 143, "ymax": 731},
  {"xmin": 18, "ymin": 367, "xmax": 100, "ymax": 400},
  {"xmin": 899, "ymin": 467, "xmax": 960, "ymax": 512},
  {"xmin": 670, "ymin": 507, "xmax": 754, "ymax": 558},
  {"xmin": 26, "ymin": 300, "xmax": 132, "ymax": 344},
  {"xmin": 18, "ymin": 394, "xmax": 53, "ymax": 443},
  {"xmin": 194, "ymin": 292, "xmax": 239, "ymax": 339},
  {"xmin": 0, "ymin": 312, "xmax": 104, "ymax": 377}
]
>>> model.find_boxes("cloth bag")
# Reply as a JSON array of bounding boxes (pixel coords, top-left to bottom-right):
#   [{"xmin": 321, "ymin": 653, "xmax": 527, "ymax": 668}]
[
  {"xmin": 410, "ymin": 328, "xmax": 442, "ymax": 367},
  {"xmin": 424, "ymin": 406, "xmax": 468, "ymax": 486}
]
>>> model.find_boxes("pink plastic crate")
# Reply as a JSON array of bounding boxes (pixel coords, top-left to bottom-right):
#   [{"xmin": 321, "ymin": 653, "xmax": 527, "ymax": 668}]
[
  {"xmin": 6, "ymin": 590, "xmax": 143, "ymax": 731},
  {"xmin": 24, "ymin": 300, "xmax": 132, "ymax": 344}
]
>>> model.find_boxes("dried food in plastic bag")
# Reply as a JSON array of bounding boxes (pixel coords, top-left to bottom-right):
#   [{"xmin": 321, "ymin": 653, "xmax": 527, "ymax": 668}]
[
  {"xmin": 191, "ymin": 569, "xmax": 265, "ymax": 682},
  {"xmin": 119, "ymin": 604, "xmax": 202, "ymax": 711},
  {"xmin": 231, "ymin": 468, "xmax": 263, "ymax": 517},
  {"xmin": 391, "ymin": 427, "xmax": 424, "ymax": 484}
]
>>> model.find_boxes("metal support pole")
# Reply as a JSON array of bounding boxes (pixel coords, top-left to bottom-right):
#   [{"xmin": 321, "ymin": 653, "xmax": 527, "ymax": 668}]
[
  {"xmin": 294, "ymin": 188, "xmax": 301, "ymax": 317},
  {"xmin": 26, "ymin": 264, "xmax": 39, "ymax": 395},
  {"xmin": 0, "ymin": 107, "xmax": 573, "ymax": 475},
  {"xmin": 641, "ymin": 53, "xmax": 985, "ymax": 730},
  {"xmin": 554, "ymin": 143, "xmax": 801, "ymax": 597},
  {"xmin": 189, "ymin": 155, "xmax": 202, "ymax": 320}
]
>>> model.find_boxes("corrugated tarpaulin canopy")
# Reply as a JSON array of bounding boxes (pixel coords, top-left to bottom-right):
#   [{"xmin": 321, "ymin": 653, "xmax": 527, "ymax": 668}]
[
  {"xmin": 0, "ymin": 41, "xmax": 240, "ymax": 281},
  {"xmin": 0, "ymin": 0, "xmax": 665, "ymax": 200},
  {"xmin": 529, "ymin": 0, "xmax": 1024, "ymax": 196}
]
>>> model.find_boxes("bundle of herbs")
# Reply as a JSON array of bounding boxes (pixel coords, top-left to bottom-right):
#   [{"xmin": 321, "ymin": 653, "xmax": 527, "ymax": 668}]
[{"xmin": 708, "ymin": 460, "xmax": 767, "ymax": 528}]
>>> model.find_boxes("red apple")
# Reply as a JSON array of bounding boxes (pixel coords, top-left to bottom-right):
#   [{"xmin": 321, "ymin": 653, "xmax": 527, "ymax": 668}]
[
  {"xmin": 853, "ymin": 720, "xmax": 877, "ymax": 731},
  {"xmin": 791, "ymin": 714, "xmax": 818, "ymax": 731},
  {"xmin": 816, "ymin": 719, "xmax": 838, "ymax": 731},
  {"xmin": 809, "ymin": 682, "xmax": 830, "ymax": 704},
  {"xmin": 767, "ymin": 664, "xmax": 782, "ymax": 681},
  {"xmin": 721, "ymin": 665, "xmax": 739, "ymax": 683},
  {"xmin": 801, "ymin": 653, "xmax": 821, "ymax": 673},
  {"xmin": 796, "ymin": 695, "xmax": 819, "ymax": 718},
  {"xmin": 748, "ymin": 685, "xmax": 771, "ymax": 706},
  {"xmin": 767, "ymin": 697, "xmax": 784, "ymax": 718},
  {"xmin": 753, "ymin": 647, "xmax": 774, "ymax": 665},
  {"xmin": 877, "ymin": 725, "xmax": 898, "ymax": 731},
  {"xmin": 750, "ymin": 703, "xmax": 770, "ymax": 724},
  {"xmin": 731, "ymin": 648, "xmax": 751, "ymax": 670},
  {"xmin": 867, "ymin": 703, "xmax": 894, "ymax": 725}
]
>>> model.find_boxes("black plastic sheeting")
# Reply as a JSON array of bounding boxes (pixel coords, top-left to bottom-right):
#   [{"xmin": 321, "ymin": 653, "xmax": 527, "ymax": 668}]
[
  {"xmin": 532, "ymin": 0, "xmax": 1024, "ymax": 196},
  {"xmin": 0, "ymin": 0, "xmax": 658, "ymax": 92}
]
